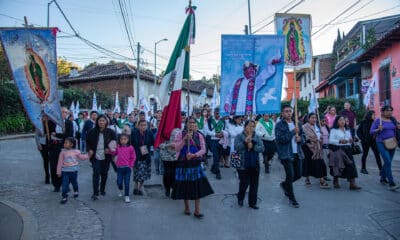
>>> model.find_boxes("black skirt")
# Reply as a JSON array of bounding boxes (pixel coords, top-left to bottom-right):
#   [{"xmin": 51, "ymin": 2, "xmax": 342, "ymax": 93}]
[
  {"xmin": 171, "ymin": 159, "xmax": 214, "ymax": 200},
  {"xmin": 302, "ymin": 145, "xmax": 327, "ymax": 178},
  {"xmin": 262, "ymin": 140, "xmax": 276, "ymax": 155}
]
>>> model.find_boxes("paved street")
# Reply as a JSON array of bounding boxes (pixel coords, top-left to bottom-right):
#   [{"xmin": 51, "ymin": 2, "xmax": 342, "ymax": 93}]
[{"xmin": 0, "ymin": 137, "xmax": 399, "ymax": 240}]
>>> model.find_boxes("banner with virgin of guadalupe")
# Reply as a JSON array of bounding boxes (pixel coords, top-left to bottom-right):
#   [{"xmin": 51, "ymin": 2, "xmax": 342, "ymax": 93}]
[
  {"xmin": 0, "ymin": 28, "xmax": 64, "ymax": 133},
  {"xmin": 275, "ymin": 13, "xmax": 312, "ymax": 69},
  {"xmin": 220, "ymin": 35, "xmax": 285, "ymax": 116}
]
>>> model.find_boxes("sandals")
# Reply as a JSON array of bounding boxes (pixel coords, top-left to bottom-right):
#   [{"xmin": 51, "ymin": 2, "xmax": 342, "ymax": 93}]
[{"xmin": 184, "ymin": 211, "xmax": 191, "ymax": 216}]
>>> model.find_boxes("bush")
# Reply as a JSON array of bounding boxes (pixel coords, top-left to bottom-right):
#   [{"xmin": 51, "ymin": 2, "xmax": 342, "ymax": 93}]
[
  {"xmin": 61, "ymin": 87, "xmax": 114, "ymax": 110},
  {"xmin": 0, "ymin": 113, "xmax": 34, "ymax": 135}
]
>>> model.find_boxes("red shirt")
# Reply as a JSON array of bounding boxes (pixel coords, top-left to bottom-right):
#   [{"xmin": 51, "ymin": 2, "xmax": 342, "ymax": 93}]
[{"xmin": 340, "ymin": 109, "xmax": 356, "ymax": 128}]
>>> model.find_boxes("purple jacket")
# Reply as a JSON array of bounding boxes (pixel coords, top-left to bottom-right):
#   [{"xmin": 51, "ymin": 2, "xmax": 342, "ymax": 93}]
[{"xmin": 370, "ymin": 119, "xmax": 396, "ymax": 142}]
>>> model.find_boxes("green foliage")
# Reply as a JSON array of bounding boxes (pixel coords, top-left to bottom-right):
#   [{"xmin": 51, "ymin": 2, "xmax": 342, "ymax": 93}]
[
  {"xmin": 0, "ymin": 113, "xmax": 34, "ymax": 134},
  {"xmin": 0, "ymin": 82, "xmax": 23, "ymax": 117},
  {"xmin": 0, "ymin": 45, "xmax": 12, "ymax": 81}
]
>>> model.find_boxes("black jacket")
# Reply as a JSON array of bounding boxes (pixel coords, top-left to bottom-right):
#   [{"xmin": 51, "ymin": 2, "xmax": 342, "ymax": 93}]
[
  {"xmin": 45, "ymin": 119, "xmax": 73, "ymax": 145},
  {"xmin": 356, "ymin": 119, "xmax": 374, "ymax": 143},
  {"xmin": 86, "ymin": 128, "xmax": 116, "ymax": 161},
  {"xmin": 131, "ymin": 129, "xmax": 154, "ymax": 161}
]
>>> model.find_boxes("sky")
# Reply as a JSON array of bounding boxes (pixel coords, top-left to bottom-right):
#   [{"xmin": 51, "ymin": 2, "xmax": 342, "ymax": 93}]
[{"xmin": 1, "ymin": 0, "xmax": 399, "ymax": 80}]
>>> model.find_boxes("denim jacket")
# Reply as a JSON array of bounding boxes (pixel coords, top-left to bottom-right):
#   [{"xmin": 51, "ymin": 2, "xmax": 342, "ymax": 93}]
[
  {"xmin": 275, "ymin": 120, "xmax": 305, "ymax": 161},
  {"xmin": 234, "ymin": 132, "xmax": 264, "ymax": 170}
]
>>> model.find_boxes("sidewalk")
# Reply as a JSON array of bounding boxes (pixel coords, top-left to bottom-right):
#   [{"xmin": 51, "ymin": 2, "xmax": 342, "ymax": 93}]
[{"xmin": 0, "ymin": 133, "xmax": 34, "ymax": 141}]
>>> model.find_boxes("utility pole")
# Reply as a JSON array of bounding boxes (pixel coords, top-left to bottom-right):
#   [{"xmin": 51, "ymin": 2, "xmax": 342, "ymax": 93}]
[
  {"xmin": 247, "ymin": 0, "xmax": 252, "ymax": 34},
  {"xmin": 136, "ymin": 42, "xmax": 141, "ymax": 106}
]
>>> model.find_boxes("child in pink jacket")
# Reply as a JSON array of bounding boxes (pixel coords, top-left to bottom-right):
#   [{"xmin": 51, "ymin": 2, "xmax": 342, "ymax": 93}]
[
  {"xmin": 112, "ymin": 133, "xmax": 136, "ymax": 203},
  {"xmin": 57, "ymin": 137, "xmax": 89, "ymax": 204}
]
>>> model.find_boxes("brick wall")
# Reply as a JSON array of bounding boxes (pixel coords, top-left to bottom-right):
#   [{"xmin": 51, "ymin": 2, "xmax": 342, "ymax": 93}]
[{"xmin": 319, "ymin": 57, "xmax": 334, "ymax": 81}]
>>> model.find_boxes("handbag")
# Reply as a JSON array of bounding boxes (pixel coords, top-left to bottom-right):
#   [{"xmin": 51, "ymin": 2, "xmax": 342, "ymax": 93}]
[
  {"xmin": 383, "ymin": 137, "xmax": 398, "ymax": 150},
  {"xmin": 230, "ymin": 152, "xmax": 241, "ymax": 169},
  {"xmin": 351, "ymin": 144, "xmax": 362, "ymax": 155}
]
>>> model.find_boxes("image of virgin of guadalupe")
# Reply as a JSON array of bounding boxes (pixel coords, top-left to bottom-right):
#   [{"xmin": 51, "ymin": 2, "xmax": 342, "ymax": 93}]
[
  {"xmin": 223, "ymin": 52, "xmax": 281, "ymax": 116},
  {"xmin": 284, "ymin": 19, "xmax": 306, "ymax": 66},
  {"xmin": 24, "ymin": 48, "xmax": 50, "ymax": 102}
]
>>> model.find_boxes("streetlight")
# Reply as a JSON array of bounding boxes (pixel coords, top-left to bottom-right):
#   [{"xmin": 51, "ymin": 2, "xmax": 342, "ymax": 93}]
[{"xmin": 154, "ymin": 38, "xmax": 168, "ymax": 88}]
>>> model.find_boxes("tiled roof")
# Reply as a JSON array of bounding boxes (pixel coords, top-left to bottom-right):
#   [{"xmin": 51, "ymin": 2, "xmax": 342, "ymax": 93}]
[
  {"xmin": 58, "ymin": 62, "xmax": 214, "ymax": 97},
  {"xmin": 58, "ymin": 62, "xmax": 155, "ymax": 83}
]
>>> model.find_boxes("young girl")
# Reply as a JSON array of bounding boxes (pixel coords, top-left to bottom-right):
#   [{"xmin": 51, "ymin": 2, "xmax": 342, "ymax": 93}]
[
  {"xmin": 57, "ymin": 137, "xmax": 89, "ymax": 204},
  {"xmin": 112, "ymin": 133, "xmax": 136, "ymax": 202}
]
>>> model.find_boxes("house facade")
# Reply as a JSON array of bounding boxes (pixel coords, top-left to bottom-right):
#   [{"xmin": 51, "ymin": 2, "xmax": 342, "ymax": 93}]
[
  {"xmin": 284, "ymin": 72, "xmax": 300, "ymax": 101},
  {"xmin": 297, "ymin": 54, "xmax": 334, "ymax": 100},
  {"xmin": 357, "ymin": 22, "xmax": 400, "ymax": 120},
  {"xmin": 327, "ymin": 14, "xmax": 400, "ymax": 107}
]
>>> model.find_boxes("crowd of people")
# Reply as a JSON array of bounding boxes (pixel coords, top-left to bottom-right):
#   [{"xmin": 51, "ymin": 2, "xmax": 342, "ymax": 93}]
[{"xmin": 34, "ymin": 101, "xmax": 400, "ymax": 216}]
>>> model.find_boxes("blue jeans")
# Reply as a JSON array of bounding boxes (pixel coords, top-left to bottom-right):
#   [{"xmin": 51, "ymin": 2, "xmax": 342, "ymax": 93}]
[
  {"xmin": 80, "ymin": 138, "xmax": 86, "ymax": 152},
  {"xmin": 376, "ymin": 142, "xmax": 396, "ymax": 184},
  {"xmin": 62, "ymin": 171, "xmax": 78, "ymax": 198},
  {"xmin": 117, "ymin": 167, "xmax": 131, "ymax": 196},
  {"xmin": 210, "ymin": 139, "xmax": 222, "ymax": 174}
]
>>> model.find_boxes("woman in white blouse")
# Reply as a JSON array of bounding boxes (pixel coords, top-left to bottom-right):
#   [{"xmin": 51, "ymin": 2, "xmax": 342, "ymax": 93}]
[{"xmin": 329, "ymin": 115, "xmax": 361, "ymax": 190}]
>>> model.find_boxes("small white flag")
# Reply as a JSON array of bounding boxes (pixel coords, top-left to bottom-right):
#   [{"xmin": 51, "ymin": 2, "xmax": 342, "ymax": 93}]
[{"xmin": 92, "ymin": 92, "xmax": 98, "ymax": 111}]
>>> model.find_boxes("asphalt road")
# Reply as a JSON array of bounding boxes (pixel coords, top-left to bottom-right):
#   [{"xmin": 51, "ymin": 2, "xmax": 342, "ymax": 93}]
[{"xmin": 0, "ymin": 138, "xmax": 399, "ymax": 240}]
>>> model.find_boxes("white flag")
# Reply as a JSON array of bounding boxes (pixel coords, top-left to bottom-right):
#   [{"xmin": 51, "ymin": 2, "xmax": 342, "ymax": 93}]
[
  {"xmin": 290, "ymin": 92, "xmax": 295, "ymax": 108},
  {"xmin": 127, "ymin": 97, "xmax": 134, "ymax": 115},
  {"xmin": 308, "ymin": 91, "xmax": 318, "ymax": 114},
  {"xmin": 70, "ymin": 101, "xmax": 75, "ymax": 118},
  {"xmin": 196, "ymin": 88, "xmax": 207, "ymax": 107},
  {"xmin": 211, "ymin": 84, "xmax": 218, "ymax": 114},
  {"xmin": 98, "ymin": 104, "xmax": 102, "ymax": 114},
  {"xmin": 92, "ymin": 92, "xmax": 98, "ymax": 111},
  {"xmin": 114, "ymin": 92, "xmax": 121, "ymax": 113},
  {"xmin": 363, "ymin": 73, "xmax": 378, "ymax": 107},
  {"xmin": 75, "ymin": 101, "xmax": 80, "ymax": 117}
]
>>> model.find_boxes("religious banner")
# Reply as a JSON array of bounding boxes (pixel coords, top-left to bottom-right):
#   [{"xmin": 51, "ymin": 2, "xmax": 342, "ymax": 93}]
[
  {"xmin": 0, "ymin": 28, "xmax": 63, "ymax": 133},
  {"xmin": 275, "ymin": 13, "xmax": 312, "ymax": 69},
  {"xmin": 220, "ymin": 35, "xmax": 285, "ymax": 116}
]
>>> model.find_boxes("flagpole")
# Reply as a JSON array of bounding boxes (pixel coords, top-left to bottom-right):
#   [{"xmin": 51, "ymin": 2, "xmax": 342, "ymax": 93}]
[
  {"xmin": 186, "ymin": 0, "xmax": 192, "ymax": 155},
  {"xmin": 293, "ymin": 67, "xmax": 299, "ymax": 133},
  {"xmin": 312, "ymin": 85, "xmax": 320, "ymax": 124}
]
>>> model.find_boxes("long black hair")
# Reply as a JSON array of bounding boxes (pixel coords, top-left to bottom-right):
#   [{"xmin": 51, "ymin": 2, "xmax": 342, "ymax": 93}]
[
  {"xmin": 95, "ymin": 114, "xmax": 109, "ymax": 130},
  {"xmin": 332, "ymin": 115, "xmax": 347, "ymax": 129},
  {"xmin": 364, "ymin": 110, "xmax": 375, "ymax": 121}
]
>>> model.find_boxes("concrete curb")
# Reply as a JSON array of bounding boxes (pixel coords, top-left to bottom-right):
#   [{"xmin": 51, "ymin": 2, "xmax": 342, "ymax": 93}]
[
  {"xmin": 0, "ymin": 134, "xmax": 35, "ymax": 141},
  {"xmin": 0, "ymin": 200, "xmax": 38, "ymax": 240}
]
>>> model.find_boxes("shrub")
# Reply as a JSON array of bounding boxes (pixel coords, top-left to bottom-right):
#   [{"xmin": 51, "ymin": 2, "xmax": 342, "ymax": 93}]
[{"xmin": 0, "ymin": 113, "xmax": 34, "ymax": 135}]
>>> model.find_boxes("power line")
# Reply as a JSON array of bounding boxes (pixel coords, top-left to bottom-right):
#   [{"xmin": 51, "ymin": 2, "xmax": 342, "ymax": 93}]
[
  {"xmin": 117, "ymin": 0, "xmax": 136, "ymax": 59},
  {"xmin": 253, "ymin": 0, "xmax": 305, "ymax": 34},
  {"xmin": 312, "ymin": 0, "xmax": 362, "ymax": 37},
  {"xmin": 252, "ymin": 0, "xmax": 298, "ymax": 27}
]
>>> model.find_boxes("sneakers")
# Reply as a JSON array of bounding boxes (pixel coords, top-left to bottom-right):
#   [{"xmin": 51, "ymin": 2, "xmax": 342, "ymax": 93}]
[
  {"xmin": 360, "ymin": 169, "xmax": 369, "ymax": 174},
  {"xmin": 125, "ymin": 196, "xmax": 131, "ymax": 203},
  {"xmin": 389, "ymin": 183, "xmax": 400, "ymax": 191},
  {"xmin": 91, "ymin": 195, "xmax": 98, "ymax": 201},
  {"xmin": 100, "ymin": 191, "xmax": 106, "ymax": 196},
  {"xmin": 60, "ymin": 198, "xmax": 67, "ymax": 204},
  {"xmin": 73, "ymin": 192, "xmax": 79, "ymax": 198},
  {"xmin": 118, "ymin": 191, "xmax": 123, "ymax": 197}
]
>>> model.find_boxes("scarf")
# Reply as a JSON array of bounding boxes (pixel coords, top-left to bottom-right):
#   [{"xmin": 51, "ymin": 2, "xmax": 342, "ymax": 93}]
[
  {"xmin": 259, "ymin": 118, "xmax": 273, "ymax": 136},
  {"xmin": 195, "ymin": 116, "xmax": 204, "ymax": 129},
  {"xmin": 211, "ymin": 118, "xmax": 224, "ymax": 133}
]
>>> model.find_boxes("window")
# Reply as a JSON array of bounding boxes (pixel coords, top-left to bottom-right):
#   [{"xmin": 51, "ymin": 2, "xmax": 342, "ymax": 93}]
[
  {"xmin": 348, "ymin": 79, "xmax": 354, "ymax": 96},
  {"xmin": 304, "ymin": 76, "xmax": 307, "ymax": 88},
  {"xmin": 379, "ymin": 65, "xmax": 391, "ymax": 106},
  {"xmin": 308, "ymin": 72, "xmax": 311, "ymax": 84},
  {"xmin": 328, "ymin": 86, "xmax": 335, "ymax": 97},
  {"xmin": 338, "ymin": 83, "xmax": 346, "ymax": 98}
]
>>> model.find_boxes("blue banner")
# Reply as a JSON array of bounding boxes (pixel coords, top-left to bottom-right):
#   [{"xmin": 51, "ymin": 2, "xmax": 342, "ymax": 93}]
[
  {"xmin": 0, "ymin": 28, "xmax": 63, "ymax": 133},
  {"xmin": 220, "ymin": 35, "xmax": 285, "ymax": 116}
]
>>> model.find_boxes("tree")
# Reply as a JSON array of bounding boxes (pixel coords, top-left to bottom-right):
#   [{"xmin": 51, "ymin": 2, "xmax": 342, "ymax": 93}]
[
  {"xmin": 0, "ymin": 45, "xmax": 12, "ymax": 82},
  {"xmin": 57, "ymin": 57, "xmax": 80, "ymax": 76},
  {"xmin": 84, "ymin": 61, "xmax": 98, "ymax": 69}
]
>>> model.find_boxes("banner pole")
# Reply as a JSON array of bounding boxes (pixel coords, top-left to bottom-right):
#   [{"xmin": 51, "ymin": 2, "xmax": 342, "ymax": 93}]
[{"xmin": 293, "ymin": 67, "xmax": 299, "ymax": 134}]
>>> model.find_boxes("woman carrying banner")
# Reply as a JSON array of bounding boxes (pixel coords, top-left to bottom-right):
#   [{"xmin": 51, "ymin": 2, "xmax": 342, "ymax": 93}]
[
  {"xmin": 370, "ymin": 105, "xmax": 400, "ymax": 190},
  {"xmin": 172, "ymin": 117, "xmax": 214, "ymax": 218},
  {"xmin": 234, "ymin": 120, "xmax": 264, "ymax": 209}
]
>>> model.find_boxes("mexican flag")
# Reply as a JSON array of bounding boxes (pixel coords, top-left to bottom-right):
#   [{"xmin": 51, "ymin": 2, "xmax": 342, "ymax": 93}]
[{"xmin": 154, "ymin": 4, "xmax": 196, "ymax": 148}]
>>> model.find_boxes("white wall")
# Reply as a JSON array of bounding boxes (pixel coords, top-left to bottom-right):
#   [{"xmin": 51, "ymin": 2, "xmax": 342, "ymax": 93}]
[{"xmin": 299, "ymin": 58, "xmax": 320, "ymax": 100}]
